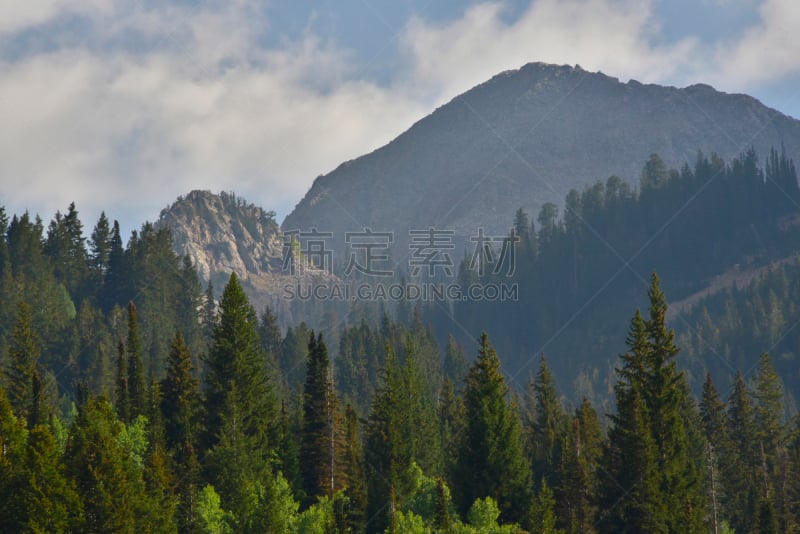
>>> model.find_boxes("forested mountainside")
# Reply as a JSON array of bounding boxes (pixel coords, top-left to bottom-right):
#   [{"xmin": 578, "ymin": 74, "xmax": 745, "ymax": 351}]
[
  {"xmin": 0, "ymin": 232, "xmax": 797, "ymax": 532},
  {"xmin": 0, "ymin": 145, "xmax": 798, "ymax": 534},
  {"xmin": 284, "ymin": 62, "xmax": 800, "ymax": 246},
  {"xmin": 437, "ymin": 148, "xmax": 800, "ymax": 404}
]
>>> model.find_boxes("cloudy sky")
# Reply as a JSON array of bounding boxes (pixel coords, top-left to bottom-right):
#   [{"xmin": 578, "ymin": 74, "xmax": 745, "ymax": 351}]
[{"xmin": 1, "ymin": 0, "xmax": 799, "ymax": 237}]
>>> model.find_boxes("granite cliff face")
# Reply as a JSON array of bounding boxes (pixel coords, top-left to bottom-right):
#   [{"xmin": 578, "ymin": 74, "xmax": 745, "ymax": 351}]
[
  {"xmin": 283, "ymin": 62, "xmax": 800, "ymax": 244},
  {"xmin": 157, "ymin": 190, "xmax": 333, "ymax": 311},
  {"xmin": 157, "ymin": 190, "xmax": 284, "ymax": 289}
]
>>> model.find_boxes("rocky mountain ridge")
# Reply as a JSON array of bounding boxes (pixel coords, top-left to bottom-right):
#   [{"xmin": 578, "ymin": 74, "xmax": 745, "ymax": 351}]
[{"xmin": 283, "ymin": 62, "xmax": 800, "ymax": 246}]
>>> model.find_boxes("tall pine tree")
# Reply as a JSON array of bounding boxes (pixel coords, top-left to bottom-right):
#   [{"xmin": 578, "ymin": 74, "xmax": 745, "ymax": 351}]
[{"xmin": 454, "ymin": 333, "xmax": 532, "ymax": 527}]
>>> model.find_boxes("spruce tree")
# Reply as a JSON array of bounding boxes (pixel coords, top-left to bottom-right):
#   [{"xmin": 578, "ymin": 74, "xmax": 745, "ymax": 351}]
[
  {"xmin": 726, "ymin": 370, "xmax": 759, "ymax": 533},
  {"xmin": 0, "ymin": 388, "xmax": 29, "ymax": 533},
  {"xmin": 530, "ymin": 478, "xmax": 561, "ymax": 534},
  {"xmin": 300, "ymin": 332, "xmax": 345, "ymax": 503},
  {"xmin": 101, "ymin": 220, "xmax": 127, "ymax": 311},
  {"xmin": 276, "ymin": 399, "xmax": 303, "ymax": 502},
  {"xmin": 65, "ymin": 397, "xmax": 153, "ymax": 532},
  {"xmin": 18, "ymin": 425, "xmax": 84, "ymax": 532},
  {"xmin": 599, "ymin": 276, "xmax": 706, "ymax": 533},
  {"xmin": 3, "ymin": 301, "xmax": 40, "ymax": 425},
  {"xmin": 89, "ymin": 211, "xmax": 111, "ymax": 276},
  {"xmin": 343, "ymin": 402, "xmax": 367, "ymax": 532},
  {"xmin": 529, "ymin": 354, "xmax": 569, "ymax": 490},
  {"xmin": 127, "ymin": 301, "xmax": 147, "ymax": 419},
  {"xmin": 364, "ymin": 344, "xmax": 408, "ymax": 533},
  {"xmin": 203, "ymin": 272, "xmax": 275, "ymax": 451},
  {"xmin": 115, "ymin": 338, "xmax": 130, "ymax": 422},
  {"xmin": 201, "ymin": 279, "xmax": 216, "ymax": 344},
  {"xmin": 597, "ymin": 353, "xmax": 660, "ymax": 533},
  {"xmin": 558, "ymin": 398, "xmax": 600, "ymax": 534},
  {"xmin": 202, "ymin": 273, "xmax": 277, "ymax": 531},
  {"xmin": 700, "ymin": 373, "xmax": 732, "ymax": 534},
  {"xmin": 439, "ymin": 377, "xmax": 465, "ymax": 486},
  {"xmin": 643, "ymin": 274, "xmax": 705, "ymax": 532},
  {"xmin": 454, "ymin": 332, "xmax": 532, "ymax": 527},
  {"xmin": 160, "ymin": 331, "xmax": 200, "ymax": 455},
  {"xmin": 752, "ymin": 353, "xmax": 785, "ymax": 474}
]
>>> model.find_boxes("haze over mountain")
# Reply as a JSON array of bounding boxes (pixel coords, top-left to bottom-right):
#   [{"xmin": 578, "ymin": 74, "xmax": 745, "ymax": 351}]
[{"xmin": 284, "ymin": 62, "xmax": 800, "ymax": 244}]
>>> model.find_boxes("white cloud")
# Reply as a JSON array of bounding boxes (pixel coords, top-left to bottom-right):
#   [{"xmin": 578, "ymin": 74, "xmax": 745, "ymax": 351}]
[
  {"xmin": 0, "ymin": 0, "xmax": 111, "ymax": 35},
  {"xmin": 711, "ymin": 0, "xmax": 800, "ymax": 88},
  {"xmin": 401, "ymin": 0, "xmax": 700, "ymax": 102},
  {"xmin": 1, "ymin": 0, "xmax": 799, "ymax": 235},
  {"xmin": 0, "ymin": 1, "xmax": 428, "ymax": 234}
]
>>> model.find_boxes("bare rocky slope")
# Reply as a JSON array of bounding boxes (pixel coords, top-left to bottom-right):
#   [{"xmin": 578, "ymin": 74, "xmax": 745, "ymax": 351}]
[
  {"xmin": 156, "ymin": 190, "xmax": 332, "ymax": 312},
  {"xmin": 283, "ymin": 62, "xmax": 800, "ymax": 246}
]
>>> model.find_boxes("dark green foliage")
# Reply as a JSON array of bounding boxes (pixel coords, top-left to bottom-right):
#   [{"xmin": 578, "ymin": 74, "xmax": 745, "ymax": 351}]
[
  {"xmin": 530, "ymin": 478, "xmax": 561, "ymax": 534},
  {"xmin": 259, "ymin": 306, "xmax": 283, "ymax": 382},
  {"xmin": 44, "ymin": 202, "xmax": 88, "ymax": 299},
  {"xmin": 203, "ymin": 273, "xmax": 274, "ymax": 453},
  {"xmin": 758, "ymin": 498, "xmax": 779, "ymax": 534},
  {"xmin": 202, "ymin": 273, "xmax": 277, "ymax": 531},
  {"xmin": 127, "ymin": 301, "xmax": 148, "ymax": 420},
  {"xmin": 528, "ymin": 354, "xmax": 569, "ymax": 490},
  {"xmin": 453, "ymin": 149, "xmax": 800, "ymax": 401},
  {"xmin": 364, "ymin": 345, "xmax": 407, "ymax": 533},
  {"xmin": 335, "ymin": 319, "xmax": 381, "ymax": 413},
  {"xmin": 700, "ymin": 373, "xmax": 733, "ymax": 534},
  {"xmin": 3, "ymin": 301, "xmax": 40, "ymax": 425},
  {"xmin": 89, "ymin": 211, "xmax": 111, "ymax": 277},
  {"xmin": 598, "ymin": 276, "xmax": 706, "ymax": 533},
  {"xmin": 101, "ymin": 220, "xmax": 128, "ymax": 311},
  {"xmin": 434, "ymin": 477, "xmax": 452, "ymax": 531},
  {"xmin": 19, "ymin": 424, "xmax": 84, "ymax": 532},
  {"xmin": 0, "ymin": 388, "xmax": 31, "ymax": 533},
  {"xmin": 276, "ymin": 399, "xmax": 303, "ymax": 502},
  {"xmin": 280, "ymin": 322, "xmax": 311, "ymax": 395},
  {"xmin": 725, "ymin": 370, "xmax": 759, "ymax": 533},
  {"xmin": 557, "ymin": 399, "xmax": 601, "ymax": 534},
  {"xmin": 65, "ymin": 397, "xmax": 154, "ymax": 532},
  {"xmin": 439, "ymin": 377, "xmax": 465, "ymax": 486},
  {"xmin": 343, "ymin": 402, "xmax": 367, "ymax": 532},
  {"xmin": 115, "ymin": 338, "xmax": 130, "ymax": 422},
  {"xmin": 160, "ymin": 331, "xmax": 200, "ymax": 455},
  {"xmin": 443, "ymin": 334, "xmax": 469, "ymax": 390},
  {"xmin": 454, "ymin": 333, "xmax": 532, "ymax": 527},
  {"xmin": 300, "ymin": 332, "xmax": 345, "ymax": 503},
  {"xmin": 361, "ymin": 340, "xmax": 442, "ymax": 532},
  {"xmin": 0, "ymin": 163, "xmax": 799, "ymax": 533}
]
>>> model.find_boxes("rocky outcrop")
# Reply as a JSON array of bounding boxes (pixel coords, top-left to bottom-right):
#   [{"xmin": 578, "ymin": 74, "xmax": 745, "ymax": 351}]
[{"xmin": 157, "ymin": 190, "xmax": 333, "ymax": 311}]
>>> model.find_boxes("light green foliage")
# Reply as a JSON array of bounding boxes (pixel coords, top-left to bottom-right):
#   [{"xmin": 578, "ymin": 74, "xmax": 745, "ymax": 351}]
[
  {"xmin": 196, "ymin": 484, "xmax": 233, "ymax": 534},
  {"xmin": 391, "ymin": 510, "xmax": 431, "ymax": 534},
  {"xmin": 263, "ymin": 473, "xmax": 301, "ymax": 533},
  {"xmin": 295, "ymin": 494, "xmax": 334, "ymax": 534},
  {"xmin": 116, "ymin": 414, "xmax": 149, "ymax": 471},
  {"xmin": 403, "ymin": 462, "xmax": 449, "ymax": 524},
  {"xmin": 464, "ymin": 497, "xmax": 518, "ymax": 534}
]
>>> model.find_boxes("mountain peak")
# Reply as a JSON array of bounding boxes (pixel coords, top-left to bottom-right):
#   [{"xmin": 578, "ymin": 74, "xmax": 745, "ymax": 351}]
[{"xmin": 283, "ymin": 65, "xmax": 800, "ymax": 242}]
